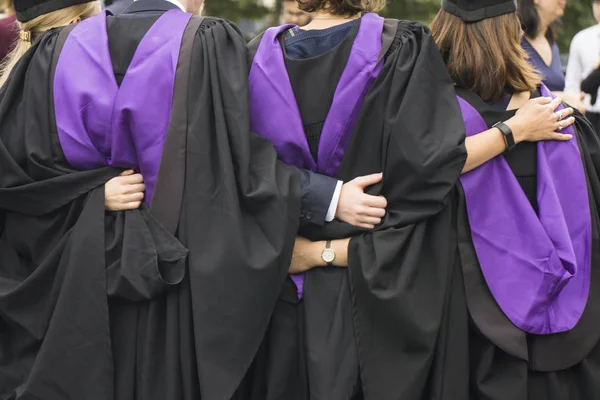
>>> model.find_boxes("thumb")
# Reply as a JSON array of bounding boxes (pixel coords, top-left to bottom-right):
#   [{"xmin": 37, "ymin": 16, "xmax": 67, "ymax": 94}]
[
  {"xmin": 119, "ymin": 169, "xmax": 135, "ymax": 176},
  {"xmin": 353, "ymin": 173, "xmax": 383, "ymax": 188}
]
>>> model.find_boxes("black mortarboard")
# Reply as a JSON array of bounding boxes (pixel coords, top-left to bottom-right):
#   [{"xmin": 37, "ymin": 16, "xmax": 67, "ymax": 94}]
[
  {"xmin": 441, "ymin": 0, "xmax": 517, "ymax": 22},
  {"xmin": 14, "ymin": 0, "xmax": 93, "ymax": 22}
]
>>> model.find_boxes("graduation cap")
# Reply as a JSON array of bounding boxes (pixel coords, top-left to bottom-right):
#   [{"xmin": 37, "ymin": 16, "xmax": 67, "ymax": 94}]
[
  {"xmin": 441, "ymin": 0, "xmax": 517, "ymax": 22},
  {"xmin": 14, "ymin": 0, "xmax": 93, "ymax": 22}
]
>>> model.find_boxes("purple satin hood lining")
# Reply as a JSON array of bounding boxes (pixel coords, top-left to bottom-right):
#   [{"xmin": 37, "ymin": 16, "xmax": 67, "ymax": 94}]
[
  {"xmin": 54, "ymin": 9, "xmax": 192, "ymax": 204},
  {"xmin": 458, "ymin": 85, "xmax": 591, "ymax": 334},
  {"xmin": 248, "ymin": 13, "xmax": 385, "ymax": 298}
]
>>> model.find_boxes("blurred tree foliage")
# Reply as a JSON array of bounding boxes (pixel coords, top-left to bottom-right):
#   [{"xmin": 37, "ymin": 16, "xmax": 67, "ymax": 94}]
[
  {"xmin": 557, "ymin": 0, "xmax": 595, "ymax": 52},
  {"xmin": 204, "ymin": 0, "xmax": 268, "ymax": 21},
  {"xmin": 207, "ymin": 0, "xmax": 597, "ymax": 52}
]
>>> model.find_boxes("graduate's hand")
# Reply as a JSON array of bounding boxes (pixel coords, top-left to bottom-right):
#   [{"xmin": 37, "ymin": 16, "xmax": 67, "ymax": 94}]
[
  {"xmin": 289, "ymin": 237, "xmax": 326, "ymax": 274},
  {"xmin": 104, "ymin": 170, "xmax": 146, "ymax": 211},
  {"xmin": 508, "ymin": 97, "xmax": 574, "ymax": 144},
  {"xmin": 336, "ymin": 173, "xmax": 387, "ymax": 229}
]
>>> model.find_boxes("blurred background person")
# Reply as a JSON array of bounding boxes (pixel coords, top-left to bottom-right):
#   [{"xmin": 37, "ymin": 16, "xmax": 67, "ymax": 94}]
[
  {"xmin": 0, "ymin": 0, "xmax": 17, "ymax": 63},
  {"xmin": 580, "ymin": 58, "xmax": 600, "ymax": 109},
  {"xmin": 279, "ymin": 0, "xmax": 310, "ymax": 26},
  {"xmin": 519, "ymin": 0, "xmax": 586, "ymax": 111},
  {"xmin": 565, "ymin": 0, "xmax": 600, "ymax": 130}
]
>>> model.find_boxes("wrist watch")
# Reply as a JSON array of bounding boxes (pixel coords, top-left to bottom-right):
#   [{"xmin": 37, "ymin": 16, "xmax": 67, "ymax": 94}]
[
  {"xmin": 493, "ymin": 121, "xmax": 516, "ymax": 152},
  {"xmin": 321, "ymin": 240, "xmax": 336, "ymax": 266}
]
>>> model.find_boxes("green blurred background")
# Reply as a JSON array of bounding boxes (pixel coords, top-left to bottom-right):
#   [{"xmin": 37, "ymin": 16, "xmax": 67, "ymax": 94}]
[{"xmin": 205, "ymin": 0, "xmax": 596, "ymax": 53}]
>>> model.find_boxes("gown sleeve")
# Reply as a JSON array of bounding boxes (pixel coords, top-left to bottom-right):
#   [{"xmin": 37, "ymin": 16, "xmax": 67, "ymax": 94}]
[
  {"xmin": 178, "ymin": 18, "xmax": 302, "ymax": 400},
  {"xmin": 345, "ymin": 23, "xmax": 467, "ymax": 399}
]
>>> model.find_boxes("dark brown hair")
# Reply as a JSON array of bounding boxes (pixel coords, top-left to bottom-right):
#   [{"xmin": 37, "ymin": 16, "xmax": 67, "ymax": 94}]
[
  {"xmin": 297, "ymin": 0, "xmax": 385, "ymax": 16},
  {"xmin": 430, "ymin": 9, "xmax": 541, "ymax": 102},
  {"xmin": 518, "ymin": 0, "xmax": 555, "ymax": 43}
]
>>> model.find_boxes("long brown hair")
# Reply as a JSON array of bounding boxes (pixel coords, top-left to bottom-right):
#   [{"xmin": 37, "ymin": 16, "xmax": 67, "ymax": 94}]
[
  {"xmin": 430, "ymin": 9, "xmax": 541, "ymax": 101},
  {"xmin": 297, "ymin": 0, "xmax": 386, "ymax": 16}
]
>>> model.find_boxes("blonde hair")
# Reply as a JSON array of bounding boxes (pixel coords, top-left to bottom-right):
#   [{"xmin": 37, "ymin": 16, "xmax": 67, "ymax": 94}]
[
  {"xmin": 2, "ymin": 0, "xmax": 14, "ymax": 13},
  {"xmin": 0, "ymin": 1, "xmax": 99, "ymax": 86}
]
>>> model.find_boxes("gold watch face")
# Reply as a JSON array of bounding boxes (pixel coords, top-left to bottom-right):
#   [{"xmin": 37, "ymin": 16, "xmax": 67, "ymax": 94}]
[{"xmin": 322, "ymin": 248, "xmax": 335, "ymax": 263}]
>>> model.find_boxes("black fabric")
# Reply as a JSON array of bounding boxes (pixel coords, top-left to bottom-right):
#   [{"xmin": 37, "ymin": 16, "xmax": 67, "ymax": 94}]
[
  {"xmin": 441, "ymin": 0, "xmax": 516, "ymax": 22},
  {"xmin": 455, "ymin": 89, "xmax": 600, "ymax": 399},
  {"xmin": 0, "ymin": 27, "xmax": 188, "ymax": 400},
  {"xmin": 582, "ymin": 67, "xmax": 600, "ymax": 106},
  {"xmin": 283, "ymin": 20, "xmax": 359, "ymax": 162},
  {"xmin": 587, "ymin": 112, "xmax": 600, "ymax": 134},
  {"xmin": 14, "ymin": 0, "xmax": 91, "ymax": 22},
  {"xmin": 0, "ymin": 14, "xmax": 303, "ymax": 400},
  {"xmin": 246, "ymin": 20, "xmax": 469, "ymax": 400},
  {"xmin": 120, "ymin": 0, "xmax": 178, "ymax": 14}
]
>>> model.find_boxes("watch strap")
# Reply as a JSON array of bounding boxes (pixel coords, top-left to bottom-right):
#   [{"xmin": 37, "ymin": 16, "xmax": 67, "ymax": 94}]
[{"xmin": 493, "ymin": 121, "xmax": 515, "ymax": 152}]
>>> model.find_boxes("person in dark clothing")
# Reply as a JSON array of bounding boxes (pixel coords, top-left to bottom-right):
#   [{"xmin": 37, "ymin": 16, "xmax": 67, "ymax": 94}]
[
  {"xmin": 242, "ymin": 0, "xmax": 578, "ymax": 399},
  {"xmin": 432, "ymin": 0, "xmax": 600, "ymax": 398},
  {"xmin": 247, "ymin": 0, "xmax": 465, "ymax": 399},
  {"xmin": 518, "ymin": 0, "xmax": 586, "ymax": 111},
  {"xmin": 582, "ymin": 63, "xmax": 600, "ymax": 106},
  {"xmin": 0, "ymin": 0, "xmax": 389, "ymax": 398}
]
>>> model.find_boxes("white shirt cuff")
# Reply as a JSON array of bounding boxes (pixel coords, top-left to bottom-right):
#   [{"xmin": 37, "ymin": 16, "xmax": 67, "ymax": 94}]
[{"xmin": 325, "ymin": 180, "xmax": 343, "ymax": 222}]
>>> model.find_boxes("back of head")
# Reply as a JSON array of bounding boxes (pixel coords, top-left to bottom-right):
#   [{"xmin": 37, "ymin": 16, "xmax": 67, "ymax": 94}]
[
  {"xmin": 0, "ymin": 0, "xmax": 99, "ymax": 86},
  {"xmin": 431, "ymin": 0, "xmax": 541, "ymax": 101},
  {"xmin": 297, "ymin": 0, "xmax": 386, "ymax": 16}
]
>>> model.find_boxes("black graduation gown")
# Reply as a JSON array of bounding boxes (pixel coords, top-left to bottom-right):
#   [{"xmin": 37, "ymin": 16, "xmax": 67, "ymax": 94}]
[
  {"xmin": 455, "ymin": 87, "xmax": 600, "ymax": 400},
  {"xmin": 0, "ymin": 15, "xmax": 301, "ymax": 400},
  {"xmin": 244, "ymin": 20, "xmax": 469, "ymax": 400}
]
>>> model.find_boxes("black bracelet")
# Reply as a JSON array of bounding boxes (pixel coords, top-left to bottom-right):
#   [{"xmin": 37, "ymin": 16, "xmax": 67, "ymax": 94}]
[{"xmin": 493, "ymin": 121, "xmax": 515, "ymax": 152}]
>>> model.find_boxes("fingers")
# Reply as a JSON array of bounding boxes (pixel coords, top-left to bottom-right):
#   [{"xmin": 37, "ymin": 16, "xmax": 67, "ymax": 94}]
[
  {"xmin": 555, "ymin": 116, "xmax": 576, "ymax": 132},
  {"xmin": 117, "ymin": 173, "xmax": 144, "ymax": 184},
  {"xmin": 363, "ymin": 194, "xmax": 387, "ymax": 209},
  {"xmin": 120, "ymin": 192, "xmax": 145, "ymax": 203},
  {"xmin": 363, "ymin": 206, "xmax": 386, "ymax": 218},
  {"xmin": 552, "ymin": 107, "xmax": 574, "ymax": 123},
  {"xmin": 555, "ymin": 107, "xmax": 574, "ymax": 119},
  {"xmin": 551, "ymin": 133, "xmax": 573, "ymax": 141},
  {"xmin": 122, "ymin": 183, "xmax": 146, "ymax": 195},
  {"xmin": 352, "ymin": 173, "xmax": 383, "ymax": 188},
  {"xmin": 360, "ymin": 216, "xmax": 382, "ymax": 226},
  {"xmin": 119, "ymin": 169, "xmax": 135, "ymax": 176}
]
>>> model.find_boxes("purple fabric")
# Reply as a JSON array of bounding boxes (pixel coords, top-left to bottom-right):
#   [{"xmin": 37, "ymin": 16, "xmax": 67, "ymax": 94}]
[
  {"xmin": 54, "ymin": 9, "xmax": 192, "ymax": 203},
  {"xmin": 249, "ymin": 14, "xmax": 384, "ymax": 298},
  {"xmin": 458, "ymin": 85, "xmax": 591, "ymax": 334}
]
